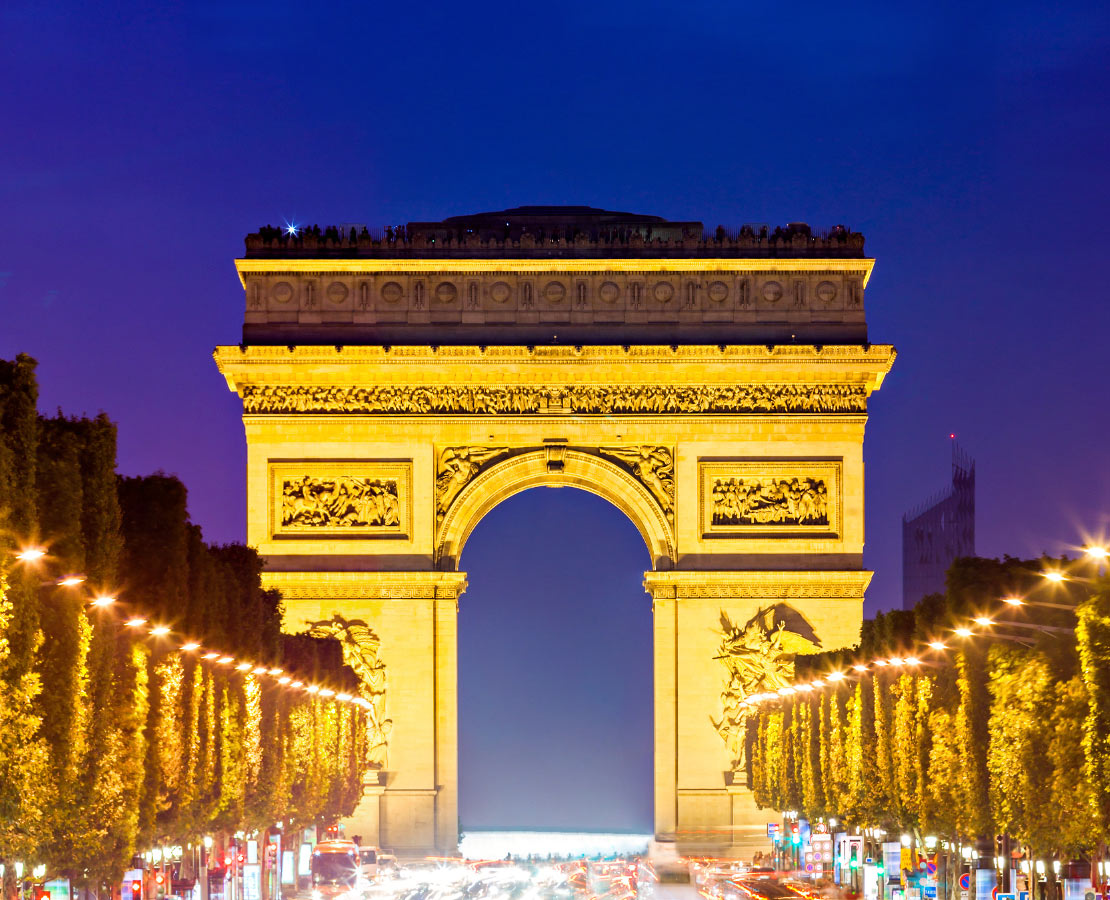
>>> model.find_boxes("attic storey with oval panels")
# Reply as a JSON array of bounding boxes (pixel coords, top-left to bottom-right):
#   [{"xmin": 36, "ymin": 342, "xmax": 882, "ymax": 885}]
[{"xmin": 215, "ymin": 206, "xmax": 894, "ymax": 858}]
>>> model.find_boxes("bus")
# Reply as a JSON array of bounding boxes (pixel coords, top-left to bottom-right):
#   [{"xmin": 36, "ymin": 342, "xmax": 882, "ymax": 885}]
[{"xmin": 310, "ymin": 841, "xmax": 362, "ymax": 897}]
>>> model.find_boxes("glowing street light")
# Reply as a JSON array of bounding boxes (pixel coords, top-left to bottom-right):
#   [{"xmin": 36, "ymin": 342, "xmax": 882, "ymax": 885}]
[
  {"xmin": 180, "ymin": 642, "xmax": 200, "ymax": 652},
  {"xmin": 928, "ymin": 641, "xmax": 947, "ymax": 651},
  {"xmin": 16, "ymin": 547, "xmax": 46, "ymax": 562},
  {"xmin": 954, "ymin": 627, "xmax": 974, "ymax": 637},
  {"xmin": 91, "ymin": 595, "xmax": 116, "ymax": 607},
  {"xmin": 150, "ymin": 625, "xmax": 171, "ymax": 637},
  {"xmin": 973, "ymin": 616, "xmax": 994, "ymax": 627},
  {"xmin": 1043, "ymin": 571, "xmax": 1066, "ymax": 583},
  {"xmin": 125, "ymin": 617, "xmax": 147, "ymax": 628},
  {"xmin": 57, "ymin": 575, "xmax": 85, "ymax": 587}
]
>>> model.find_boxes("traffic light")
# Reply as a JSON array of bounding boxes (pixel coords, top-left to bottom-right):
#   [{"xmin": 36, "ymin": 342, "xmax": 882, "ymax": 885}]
[
  {"xmin": 877, "ymin": 863, "xmax": 886, "ymax": 877},
  {"xmin": 131, "ymin": 879, "xmax": 143, "ymax": 900},
  {"xmin": 35, "ymin": 888, "xmax": 49, "ymax": 900},
  {"xmin": 849, "ymin": 846, "xmax": 860, "ymax": 870},
  {"xmin": 155, "ymin": 872, "xmax": 165, "ymax": 898},
  {"xmin": 791, "ymin": 823, "xmax": 801, "ymax": 845}
]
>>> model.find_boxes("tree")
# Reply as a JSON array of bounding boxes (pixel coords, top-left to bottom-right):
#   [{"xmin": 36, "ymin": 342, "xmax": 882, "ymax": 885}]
[{"xmin": 1076, "ymin": 579, "xmax": 1110, "ymax": 844}]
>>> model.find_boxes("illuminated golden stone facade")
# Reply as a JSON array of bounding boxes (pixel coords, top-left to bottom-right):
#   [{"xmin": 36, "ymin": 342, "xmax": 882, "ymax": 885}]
[{"xmin": 215, "ymin": 209, "xmax": 893, "ymax": 856}]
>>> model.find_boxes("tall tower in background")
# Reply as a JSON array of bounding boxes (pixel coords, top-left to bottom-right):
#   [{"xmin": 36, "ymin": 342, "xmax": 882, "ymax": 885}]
[{"xmin": 902, "ymin": 442, "xmax": 975, "ymax": 610}]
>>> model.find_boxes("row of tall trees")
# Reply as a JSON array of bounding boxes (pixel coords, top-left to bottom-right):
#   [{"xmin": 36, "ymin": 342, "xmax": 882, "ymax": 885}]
[
  {"xmin": 750, "ymin": 556, "xmax": 1110, "ymax": 866},
  {"xmin": 0, "ymin": 355, "xmax": 367, "ymax": 892}
]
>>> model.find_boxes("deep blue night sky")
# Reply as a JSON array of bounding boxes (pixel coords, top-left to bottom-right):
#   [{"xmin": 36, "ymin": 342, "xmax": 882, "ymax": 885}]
[{"xmin": 3, "ymin": 0, "xmax": 1109, "ymax": 831}]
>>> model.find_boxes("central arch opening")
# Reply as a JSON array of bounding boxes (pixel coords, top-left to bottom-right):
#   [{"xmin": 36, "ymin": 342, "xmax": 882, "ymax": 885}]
[{"xmin": 458, "ymin": 486, "xmax": 653, "ymax": 836}]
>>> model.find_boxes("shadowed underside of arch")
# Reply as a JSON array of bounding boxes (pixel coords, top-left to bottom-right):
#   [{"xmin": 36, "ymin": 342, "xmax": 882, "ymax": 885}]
[{"xmin": 436, "ymin": 449, "xmax": 676, "ymax": 571}]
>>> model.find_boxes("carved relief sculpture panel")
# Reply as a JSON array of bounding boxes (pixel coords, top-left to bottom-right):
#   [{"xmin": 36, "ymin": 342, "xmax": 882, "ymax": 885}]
[
  {"xmin": 712, "ymin": 606, "xmax": 821, "ymax": 773},
  {"xmin": 242, "ymin": 382, "xmax": 868, "ymax": 415},
  {"xmin": 269, "ymin": 461, "xmax": 412, "ymax": 539},
  {"xmin": 307, "ymin": 614, "xmax": 391, "ymax": 770},
  {"xmin": 699, "ymin": 460, "xmax": 841, "ymax": 538}
]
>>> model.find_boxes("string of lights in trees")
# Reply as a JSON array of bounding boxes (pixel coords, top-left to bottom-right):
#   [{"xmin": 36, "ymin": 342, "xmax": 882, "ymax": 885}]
[
  {"xmin": 739, "ymin": 546, "xmax": 1105, "ymax": 710},
  {"xmin": 13, "ymin": 546, "xmax": 371, "ymax": 714}
]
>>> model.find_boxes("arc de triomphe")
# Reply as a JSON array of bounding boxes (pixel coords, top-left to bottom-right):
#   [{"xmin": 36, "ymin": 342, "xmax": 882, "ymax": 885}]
[{"xmin": 214, "ymin": 207, "xmax": 894, "ymax": 855}]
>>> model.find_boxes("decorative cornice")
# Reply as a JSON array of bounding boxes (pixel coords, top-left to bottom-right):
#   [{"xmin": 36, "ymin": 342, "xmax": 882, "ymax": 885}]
[
  {"xmin": 235, "ymin": 257, "xmax": 875, "ymax": 287},
  {"xmin": 643, "ymin": 570, "xmax": 872, "ymax": 601},
  {"xmin": 262, "ymin": 571, "xmax": 468, "ymax": 601},
  {"xmin": 216, "ymin": 343, "xmax": 896, "ymax": 365}
]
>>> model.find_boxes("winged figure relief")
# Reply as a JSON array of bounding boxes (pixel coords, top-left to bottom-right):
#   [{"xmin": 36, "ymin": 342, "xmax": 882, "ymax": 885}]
[
  {"xmin": 598, "ymin": 446, "xmax": 675, "ymax": 518},
  {"xmin": 711, "ymin": 605, "xmax": 821, "ymax": 774},
  {"xmin": 306, "ymin": 614, "xmax": 390, "ymax": 769},
  {"xmin": 435, "ymin": 446, "xmax": 509, "ymax": 520}
]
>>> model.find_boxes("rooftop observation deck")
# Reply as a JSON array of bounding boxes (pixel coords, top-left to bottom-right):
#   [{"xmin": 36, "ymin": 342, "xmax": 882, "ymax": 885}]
[
  {"xmin": 244, "ymin": 206, "xmax": 866, "ymax": 260},
  {"xmin": 235, "ymin": 207, "xmax": 873, "ymax": 345}
]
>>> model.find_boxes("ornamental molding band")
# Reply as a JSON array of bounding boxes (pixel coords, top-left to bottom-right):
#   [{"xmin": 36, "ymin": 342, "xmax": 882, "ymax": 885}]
[
  {"xmin": 241, "ymin": 382, "xmax": 868, "ymax": 415},
  {"xmin": 216, "ymin": 342, "xmax": 897, "ymax": 366},
  {"xmin": 699, "ymin": 460, "xmax": 842, "ymax": 539},
  {"xmin": 306, "ymin": 614, "xmax": 390, "ymax": 770},
  {"xmin": 712, "ymin": 606, "xmax": 822, "ymax": 774},
  {"xmin": 261, "ymin": 571, "xmax": 469, "ymax": 601},
  {"xmin": 270, "ymin": 462, "xmax": 412, "ymax": 540},
  {"xmin": 642, "ymin": 570, "xmax": 872, "ymax": 601}
]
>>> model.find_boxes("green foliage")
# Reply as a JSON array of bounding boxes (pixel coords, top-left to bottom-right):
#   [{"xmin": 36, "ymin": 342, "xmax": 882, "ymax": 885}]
[
  {"xmin": 748, "ymin": 553, "xmax": 1109, "ymax": 856},
  {"xmin": 0, "ymin": 358, "xmax": 367, "ymax": 888},
  {"xmin": 1076, "ymin": 578, "xmax": 1110, "ymax": 830}
]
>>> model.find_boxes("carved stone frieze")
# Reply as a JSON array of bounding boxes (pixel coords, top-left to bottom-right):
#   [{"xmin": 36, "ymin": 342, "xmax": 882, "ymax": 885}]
[
  {"xmin": 241, "ymin": 382, "xmax": 868, "ymax": 415},
  {"xmin": 282, "ymin": 476, "xmax": 400, "ymax": 528},
  {"xmin": 700, "ymin": 461, "xmax": 841, "ymax": 538},
  {"xmin": 598, "ymin": 446, "xmax": 674, "ymax": 522},
  {"xmin": 711, "ymin": 476, "xmax": 828, "ymax": 527},
  {"xmin": 269, "ymin": 462, "xmax": 412, "ymax": 539}
]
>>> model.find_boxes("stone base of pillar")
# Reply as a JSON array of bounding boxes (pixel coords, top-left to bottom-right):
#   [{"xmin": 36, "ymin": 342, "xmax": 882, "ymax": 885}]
[
  {"xmin": 343, "ymin": 772, "xmax": 386, "ymax": 847},
  {"xmin": 668, "ymin": 783, "xmax": 772, "ymax": 859}
]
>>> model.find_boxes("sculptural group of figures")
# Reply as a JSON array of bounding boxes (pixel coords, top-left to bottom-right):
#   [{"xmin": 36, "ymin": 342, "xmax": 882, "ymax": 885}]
[
  {"xmin": 308, "ymin": 615, "xmax": 391, "ymax": 770},
  {"xmin": 242, "ymin": 382, "xmax": 867, "ymax": 415},
  {"xmin": 712, "ymin": 476, "xmax": 828, "ymax": 526},
  {"xmin": 282, "ymin": 476, "xmax": 399, "ymax": 528},
  {"xmin": 712, "ymin": 608, "xmax": 820, "ymax": 773}
]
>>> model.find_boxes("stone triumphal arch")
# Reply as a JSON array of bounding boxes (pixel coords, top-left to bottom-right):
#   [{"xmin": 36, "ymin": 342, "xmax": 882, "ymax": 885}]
[{"xmin": 214, "ymin": 207, "xmax": 894, "ymax": 855}]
